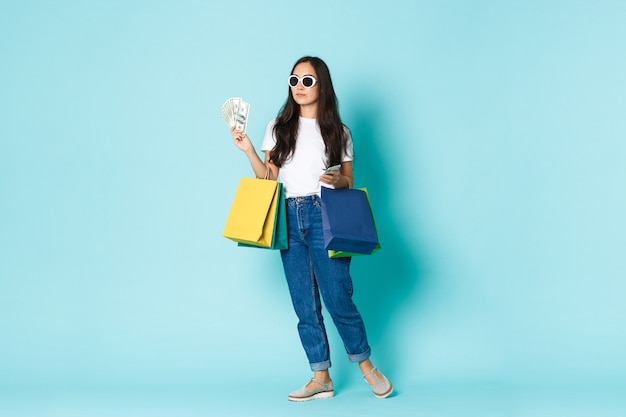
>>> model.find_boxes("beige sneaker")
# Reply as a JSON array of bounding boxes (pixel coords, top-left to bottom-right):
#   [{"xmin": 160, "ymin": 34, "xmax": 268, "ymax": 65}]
[
  {"xmin": 288, "ymin": 378, "xmax": 335, "ymax": 402},
  {"xmin": 363, "ymin": 367, "xmax": 393, "ymax": 398}
]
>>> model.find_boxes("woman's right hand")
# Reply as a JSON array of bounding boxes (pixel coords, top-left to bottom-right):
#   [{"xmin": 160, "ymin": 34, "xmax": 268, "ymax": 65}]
[{"xmin": 231, "ymin": 127, "xmax": 253, "ymax": 153}]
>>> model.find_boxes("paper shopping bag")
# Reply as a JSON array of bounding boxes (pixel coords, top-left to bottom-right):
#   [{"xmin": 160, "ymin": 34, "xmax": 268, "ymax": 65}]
[
  {"xmin": 271, "ymin": 187, "xmax": 288, "ymax": 249},
  {"xmin": 327, "ymin": 189, "xmax": 380, "ymax": 258},
  {"xmin": 237, "ymin": 181, "xmax": 287, "ymax": 250},
  {"xmin": 222, "ymin": 178, "xmax": 286, "ymax": 249},
  {"xmin": 321, "ymin": 187, "xmax": 380, "ymax": 255}
]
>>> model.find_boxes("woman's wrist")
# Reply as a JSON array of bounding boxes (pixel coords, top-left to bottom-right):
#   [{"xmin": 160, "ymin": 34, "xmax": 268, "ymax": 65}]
[
  {"xmin": 244, "ymin": 145, "xmax": 257, "ymax": 159},
  {"xmin": 337, "ymin": 175, "xmax": 352, "ymax": 189}
]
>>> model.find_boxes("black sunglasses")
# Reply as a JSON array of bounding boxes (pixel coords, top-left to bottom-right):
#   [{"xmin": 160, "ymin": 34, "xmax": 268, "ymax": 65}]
[{"xmin": 288, "ymin": 75, "xmax": 318, "ymax": 88}]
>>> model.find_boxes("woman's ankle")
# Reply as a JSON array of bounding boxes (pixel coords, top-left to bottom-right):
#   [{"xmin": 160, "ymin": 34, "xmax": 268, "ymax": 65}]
[
  {"xmin": 313, "ymin": 370, "xmax": 331, "ymax": 384},
  {"xmin": 358, "ymin": 359, "xmax": 375, "ymax": 374}
]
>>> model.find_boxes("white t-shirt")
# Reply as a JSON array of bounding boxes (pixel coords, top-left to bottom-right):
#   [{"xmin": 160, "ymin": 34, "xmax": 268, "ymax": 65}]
[{"xmin": 261, "ymin": 117, "xmax": 354, "ymax": 198}]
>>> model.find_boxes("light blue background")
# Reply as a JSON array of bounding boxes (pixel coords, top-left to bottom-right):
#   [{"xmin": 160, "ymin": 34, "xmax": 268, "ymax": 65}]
[{"xmin": 1, "ymin": 1, "xmax": 625, "ymax": 416}]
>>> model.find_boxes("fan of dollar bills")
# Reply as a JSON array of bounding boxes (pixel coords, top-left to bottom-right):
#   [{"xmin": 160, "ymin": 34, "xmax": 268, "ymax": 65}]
[{"xmin": 222, "ymin": 97, "xmax": 250, "ymax": 133}]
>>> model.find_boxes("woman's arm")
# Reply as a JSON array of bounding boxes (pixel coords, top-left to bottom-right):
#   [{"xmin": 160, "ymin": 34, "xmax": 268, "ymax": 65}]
[
  {"xmin": 263, "ymin": 151, "xmax": 279, "ymax": 180},
  {"xmin": 231, "ymin": 127, "xmax": 278, "ymax": 180}
]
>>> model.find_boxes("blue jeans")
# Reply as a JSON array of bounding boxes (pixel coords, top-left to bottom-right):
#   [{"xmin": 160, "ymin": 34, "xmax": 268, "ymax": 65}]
[{"xmin": 281, "ymin": 195, "xmax": 371, "ymax": 372}]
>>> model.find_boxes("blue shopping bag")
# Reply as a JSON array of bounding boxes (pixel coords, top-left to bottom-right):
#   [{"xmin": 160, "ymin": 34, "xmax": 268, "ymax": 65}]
[{"xmin": 320, "ymin": 187, "xmax": 379, "ymax": 255}]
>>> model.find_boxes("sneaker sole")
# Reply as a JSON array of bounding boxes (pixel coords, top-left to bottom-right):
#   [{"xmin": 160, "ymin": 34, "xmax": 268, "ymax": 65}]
[{"xmin": 288, "ymin": 391, "xmax": 334, "ymax": 402}]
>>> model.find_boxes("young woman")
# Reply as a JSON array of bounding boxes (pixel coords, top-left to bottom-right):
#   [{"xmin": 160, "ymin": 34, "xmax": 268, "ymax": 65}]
[{"xmin": 230, "ymin": 56, "xmax": 393, "ymax": 401}]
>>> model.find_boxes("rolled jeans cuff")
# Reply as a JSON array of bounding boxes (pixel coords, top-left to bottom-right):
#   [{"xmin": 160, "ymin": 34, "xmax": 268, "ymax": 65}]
[
  {"xmin": 310, "ymin": 359, "xmax": 332, "ymax": 372},
  {"xmin": 348, "ymin": 346, "xmax": 371, "ymax": 364}
]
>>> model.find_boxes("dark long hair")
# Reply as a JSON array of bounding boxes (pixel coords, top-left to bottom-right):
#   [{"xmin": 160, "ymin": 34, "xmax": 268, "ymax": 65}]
[{"xmin": 270, "ymin": 56, "xmax": 348, "ymax": 168}]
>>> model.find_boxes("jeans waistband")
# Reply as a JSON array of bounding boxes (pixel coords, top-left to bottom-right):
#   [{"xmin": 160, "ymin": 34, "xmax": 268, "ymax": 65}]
[{"xmin": 286, "ymin": 195, "xmax": 320, "ymax": 206}]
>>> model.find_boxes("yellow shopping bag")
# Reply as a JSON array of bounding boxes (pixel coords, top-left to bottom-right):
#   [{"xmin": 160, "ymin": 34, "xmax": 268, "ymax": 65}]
[{"xmin": 222, "ymin": 178, "xmax": 282, "ymax": 248}]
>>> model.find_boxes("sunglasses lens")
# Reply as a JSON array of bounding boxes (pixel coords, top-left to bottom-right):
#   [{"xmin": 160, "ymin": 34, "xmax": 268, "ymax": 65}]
[
  {"xmin": 302, "ymin": 76, "xmax": 314, "ymax": 87},
  {"xmin": 288, "ymin": 76, "xmax": 299, "ymax": 87}
]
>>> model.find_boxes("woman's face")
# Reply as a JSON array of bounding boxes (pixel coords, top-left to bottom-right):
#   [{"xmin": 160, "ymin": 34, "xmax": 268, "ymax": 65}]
[{"xmin": 290, "ymin": 61, "xmax": 319, "ymax": 110}]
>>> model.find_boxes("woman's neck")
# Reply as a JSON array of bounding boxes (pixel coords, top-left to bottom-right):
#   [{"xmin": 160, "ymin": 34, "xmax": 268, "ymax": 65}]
[{"xmin": 299, "ymin": 104, "xmax": 318, "ymax": 119}]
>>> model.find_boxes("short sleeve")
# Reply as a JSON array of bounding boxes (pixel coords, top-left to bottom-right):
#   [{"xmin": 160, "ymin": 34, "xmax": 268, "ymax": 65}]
[{"xmin": 342, "ymin": 126, "xmax": 354, "ymax": 162}]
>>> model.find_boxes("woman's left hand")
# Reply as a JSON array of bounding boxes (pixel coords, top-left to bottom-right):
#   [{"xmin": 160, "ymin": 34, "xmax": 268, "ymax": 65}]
[
  {"xmin": 319, "ymin": 170, "xmax": 341, "ymax": 186},
  {"xmin": 320, "ymin": 162, "xmax": 353, "ymax": 189}
]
